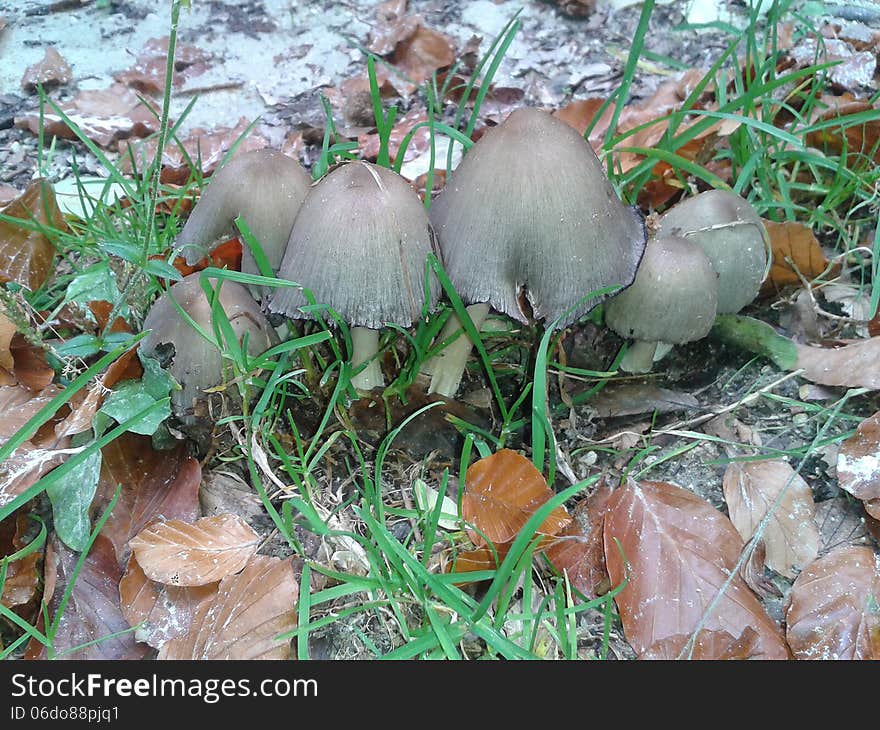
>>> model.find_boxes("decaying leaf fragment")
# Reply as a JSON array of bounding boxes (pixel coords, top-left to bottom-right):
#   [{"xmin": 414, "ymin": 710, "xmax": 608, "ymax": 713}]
[
  {"xmin": 795, "ymin": 338, "xmax": 880, "ymax": 389},
  {"xmin": 760, "ymin": 220, "xmax": 833, "ymax": 294},
  {"xmin": 837, "ymin": 411, "xmax": 880, "ymax": 502}
]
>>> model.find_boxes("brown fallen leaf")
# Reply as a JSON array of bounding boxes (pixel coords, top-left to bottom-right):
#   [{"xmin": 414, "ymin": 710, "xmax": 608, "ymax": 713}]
[
  {"xmin": 119, "ymin": 117, "xmax": 268, "ymax": 185},
  {"xmin": 9, "ymin": 334, "xmax": 55, "ymax": 391},
  {"xmin": 805, "ymin": 97, "xmax": 880, "ymax": 167},
  {"xmin": 392, "ymin": 25, "xmax": 456, "ymax": 86},
  {"xmin": 0, "ymin": 312, "xmax": 15, "ymax": 373},
  {"xmin": 837, "ymin": 411, "xmax": 880, "ymax": 502},
  {"xmin": 34, "ymin": 534, "xmax": 148, "ymax": 660},
  {"xmin": 760, "ymin": 220, "xmax": 833, "ymax": 294},
  {"xmin": 790, "ymin": 37, "xmax": 876, "ymax": 90},
  {"xmin": 543, "ymin": 483, "xmax": 613, "ymax": 600},
  {"xmin": 21, "ymin": 46, "xmax": 73, "ymax": 92},
  {"xmin": 585, "ymin": 382, "xmax": 699, "ymax": 418},
  {"xmin": 865, "ymin": 499, "xmax": 880, "ymax": 520},
  {"xmin": 114, "ymin": 36, "xmax": 211, "ymax": 95},
  {"xmin": 368, "ymin": 0, "xmax": 417, "ymax": 56},
  {"xmin": 129, "ymin": 514, "xmax": 260, "ymax": 587},
  {"xmin": 158, "ymin": 555, "xmax": 299, "ymax": 660},
  {"xmin": 0, "ymin": 179, "xmax": 65, "ymax": 291},
  {"xmin": 119, "ymin": 556, "xmax": 218, "ymax": 650},
  {"xmin": 0, "ymin": 185, "xmax": 20, "ymax": 205},
  {"xmin": 549, "ymin": 0, "xmax": 596, "ymax": 18},
  {"xmin": 795, "ymin": 338, "xmax": 880, "ymax": 389},
  {"xmin": 0, "ymin": 515, "xmax": 41, "ymax": 610},
  {"xmin": 359, "ymin": 108, "xmax": 430, "ymax": 164},
  {"xmin": 641, "ymin": 627, "xmax": 763, "ymax": 660},
  {"xmin": 785, "ymin": 545, "xmax": 880, "ymax": 660},
  {"xmin": 448, "ymin": 543, "xmax": 511, "ymax": 584},
  {"xmin": 461, "ymin": 449, "xmax": 572, "ymax": 547},
  {"xmin": 16, "ymin": 84, "xmax": 162, "ymax": 148},
  {"xmin": 722, "ymin": 460, "xmax": 819, "ymax": 578},
  {"xmin": 96, "ymin": 433, "xmax": 201, "ymax": 565},
  {"xmin": 815, "ymin": 496, "xmax": 874, "ymax": 555},
  {"xmin": 604, "ymin": 479, "xmax": 790, "ymax": 659}
]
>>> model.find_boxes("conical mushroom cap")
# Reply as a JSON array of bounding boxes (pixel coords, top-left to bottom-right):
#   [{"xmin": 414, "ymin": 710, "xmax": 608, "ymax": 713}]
[
  {"xmin": 270, "ymin": 161, "xmax": 440, "ymax": 329},
  {"xmin": 604, "ymin": 235, "xmax": 718, "ymax": 344},
  {"xmin": 141, "ymin": 273, "xmax": 278, "ymax": 417},
  {"xmin": 429, "ymin": 107, "xmax": 646, "ymax": 329},
  {"xmin": 176, "ymin": 149, "xmax": 311, "ymax": 276},
  {"xmin": 656, "ymin": 189, "xmax": 769, "ymax": 314}
]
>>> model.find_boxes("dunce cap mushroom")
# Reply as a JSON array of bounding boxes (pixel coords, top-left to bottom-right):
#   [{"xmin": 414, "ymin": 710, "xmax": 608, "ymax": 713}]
[
  {"xmin": 270, "ymin": 161, "xmax": 440, "ymax": 392},
  {"xmin": 426, "ymin": 107, "xmax": 647, "ymax": 397},
  {"xmin": 140, "ymin": 272, "xmax": 279, "ymax": 420},
  {"xmin": 604, "ymin": 235, "xmax": 719, "ymax": 373},
  {"xmin": 176, "ymin": 149, "xmax": 311, "ymax": 297},
  {"xmin": 656, "ymin": 189, "xmax": 770, "ymax": 314}
]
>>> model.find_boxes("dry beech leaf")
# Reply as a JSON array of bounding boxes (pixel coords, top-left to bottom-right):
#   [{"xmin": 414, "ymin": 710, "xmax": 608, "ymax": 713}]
[
  {"xmin": 604, "ymin": 479, "xmax": 789, "ymax": 660},
  {"xmin": 760, "ymin": 220, "xmax": 833, "ymax": 294},
  {"xmin": 392, "ymin": 25, "xmax": 456, "ymax": 85},
  {"xmin": 866, "ymin": 499, "xmax": 880, "ymax": 520},
  {"xmin": 1, "ymin": 551, "xmax": 40, "ymax": 609},
  {"xmin": 785, "ymin": 545, "xmax": 880, "ymax": 660},
  {"xmin": 21, "ymin": 46, "xmax": 72, "ymax": 92},
  {"xmin": 815, "ymin": 497, "xmax": 873, "ymax": 554},
  {"xmin": 449, "ymin": 543, "xmax": 510, "ymax": 582},
  {"xmin": 0, "ymin": 312, "xmax": 16, "ymax": 373},
  {"xmin": 543, "ymin": 484, "xmax": 613, "ymax": 600},
  {"xmin": 359, "ymin": 108, "xmax": 429, "ymax": 164},
  {"xmin": 130, "ymin": 514, "xmax": 260, "ymax": 587},
  {"xmin": 641, "ymin": 627, "xmax": 763, "ymax": 660},
  {"xmin": 790, "ymin": 38, "xmax": 876, "ymax": 92},
  {"xmin": 837, "ymin": 411, "xmax": 880, "ymax": 502},
  {"xmin": 586, "ymin": 382, "xmax": 698, "ymax": 418},
  {"xmin": 158, "ymin": 555, "xmax": 298, "ymax": 660},
  {"xmin": 97, "ymin": 433, "xmax": 201, "ymax": 565},
  {"xmin": 16, "ymin": 84, "xmax": 162, "ymax": 148},
  {"xmin": 10, "ymin": 334, "xmax": 55, "ymax": 391},
  {"xmin": 805, "ymin": 98, "xmax": 880, "ymax": 166},
  {"xmin": 119, "ymin": 556, "xmax": 218, "ymax": 650},
  {"xmin": 462, "ymin": 449, "xmax": 571, "ymax": 547},
  {"xmin": 35, "ymin": 534, "xmax": 148, "ymax": 660},
  {"xmin": 368, "ymin": 0, "xmax": 417, "ymax": 55},
  {"xmin": 114, "ymin": 36, "xmax": 210, "ymax": 95},
  {"xmin": 0, "ymin": 179, "xmax": 64, "ymax": 291},
  {"xmin": 722, "ymin": 460, "xmax": 819, "ymax": 578},
  {"xmin": 795, "ymin": 338, "xmax": 880, "ymax": 389}
]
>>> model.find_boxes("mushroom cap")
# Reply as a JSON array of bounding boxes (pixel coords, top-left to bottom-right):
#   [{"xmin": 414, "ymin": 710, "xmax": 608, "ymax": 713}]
[
  {"xmin": 141, "ymin": 273, "xmax": 278, "ymax": 417},
  {"xmin": 177, "ymin": 149, "xmax": 311, "ymax": 276},
  {"xmin": 604, "ymin": 235, "xmax": 719, "ymax": 345},
  {"xmin": 269, "ymin": 161, "xmax": 440, "ymax": 329},
  {"xmin": 428, "ymin": 106, "xmax": 646, "ymax": 329},
  {"xmin": 656, "ymin": 189, "xmax": 769, "ymax": 314}
]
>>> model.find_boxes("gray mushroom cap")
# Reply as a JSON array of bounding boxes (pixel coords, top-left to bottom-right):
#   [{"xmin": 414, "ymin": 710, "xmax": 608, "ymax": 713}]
[
  {"xmin": 269, "ymin": 161, "xmax": 440, "ymax": 329},
  {"xmin": 428, "ymin": 107, "xmax": 647, "ymax": 330},
  {"xmin": 604, "ymin": 235, "xmax": 719, "ymax": 344},
  {"xmin": 176, "ymin": 149, "xmax": 311, "ymax": 276},
  {"xmin": 141, "ymin": 272, "xmax": 278, "ymax": 417},
  {"xmin": 656, "ymin": 189, "xmax": 769, "ymax": 314}
]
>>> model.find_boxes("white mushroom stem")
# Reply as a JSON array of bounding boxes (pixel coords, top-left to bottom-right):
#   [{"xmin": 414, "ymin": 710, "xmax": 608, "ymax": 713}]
[
  {"xmin": 426, "ymin": 302, "xmax": 491, "ymax": 397},
  {"xmin": 349, "ymin": 326, "xmax": 384, "ymax": 391},
  {"xmin": 618, "ymin": 339, "xmax": 658, "ymax": 374}
]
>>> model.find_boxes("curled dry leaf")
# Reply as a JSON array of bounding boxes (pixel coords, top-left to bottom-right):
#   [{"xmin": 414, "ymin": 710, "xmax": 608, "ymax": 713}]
[
  {"xmin": 760, "ymin": 220, "xmax": 834, "ymax": 295},
  {"xmin": 96, "ymin": 433, "xmax": 201, "ymax": 565},
  {"xmin": 35, "ymin": 534, "xmax": 148, "ymax": 660},
  {"xmin": 722, "ymin": 460, "xmax": 819, "ymax": 578},
  {"xmin": 158, "ymin": 555, "xmax": 299, "ymax": 660},
  {"xmin": 837, "ymin": 411, "xmax": 880, "ymax": 502},
  {"xmin": 21, "ymin": 46, "xmax": 72, "ymax": 92},
  {"xmin": 16, "ymin": 84, "xmax": 162, "ymax": 148},
  {"xmin": 0, "ymin": 179, "xmax": 64, "ymax": 291},
  {"xmin": 604, "ymin": 479, "xmax": 789, "ymax": 659},
  {"xmin": 785, "ymin": 545, "xmax": 880, "ymax": 660},
  {"xmin": 9, "ymin": 334, "xmax": 55, "ymax": 392},
  {"xmin": 0, "ymin": 515, "xmax": 40, "ymax": 609},
  {"xmin": 795, "ymin": 338, "xmax": 880, "ymax": 389},
  {"xmin": 543, "ymin": 483, "xmax": 613, "ymax": 600},
  {"xmin": 462, "ymin": 449, "xmax": 571, "ymax": 547},
  {"xmin": 129, "ymin": 514, "xmax": 260, "ymax": 587},
  {"xmin": 119, "ymin": 556, "xmax": 218, "ymax": 650}
]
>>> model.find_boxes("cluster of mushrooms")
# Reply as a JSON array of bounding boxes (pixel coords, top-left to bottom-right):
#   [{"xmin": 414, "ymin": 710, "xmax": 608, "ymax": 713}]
[{"xmin": 142, "ymin": 107, "xmax": 770, "ymax": 423}]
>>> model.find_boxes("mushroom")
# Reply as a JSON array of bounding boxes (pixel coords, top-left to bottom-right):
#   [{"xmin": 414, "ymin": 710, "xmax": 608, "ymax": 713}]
[
  {"xmin": 140, "ymin": 272, "xmax": 278, "ymax": 420},
  {"xmin": 425, "ymin": 106, "xmax": 647, "ymax": 397},
  {"xmin": 656, "ymin": 189, "xmax": 769, "ymax": 314},
  {"xmin": 176, "ymin": 149, "xmax": 311, "ymax": 287},
  {"xmin": 269, "ymin": 161, "xmax": 440, "ymax": 392},
  {"xmin": 604, "ymin": 235, "xmax": 719, "ymax": 373}
]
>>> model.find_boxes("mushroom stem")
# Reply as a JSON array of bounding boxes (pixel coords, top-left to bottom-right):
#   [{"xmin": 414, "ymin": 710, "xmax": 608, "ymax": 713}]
[
  {"xmin": 426, "ymin": 302, "xmax": 491, "ymax": 397},
  {"xmin": 618, "ymin": 339, "xmax": 659, "ymax": 374},
  {"xmin": 349, "ymin": 326, "xmax": 384, "ymax": 391}
]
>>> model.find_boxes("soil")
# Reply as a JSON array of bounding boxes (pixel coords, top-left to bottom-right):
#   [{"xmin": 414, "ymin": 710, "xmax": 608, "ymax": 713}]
[{"xmin": 1, "ymin": 0, "xmax": 879, "ymax": 660}]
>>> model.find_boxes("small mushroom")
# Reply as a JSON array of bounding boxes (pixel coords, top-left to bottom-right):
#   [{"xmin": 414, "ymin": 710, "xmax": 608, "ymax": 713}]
[
  {"xmin": 656, "ymin": 189, "xmax": 769, "ymax": 314},
  {"xmin": 269, "ymin": 161, "xmax": 440, "ymax": 391},
  {"xmin": 425, "ymin": 106, "xmax": 647, "ymax": 397},
  {"xmin": 176, "ymin": 149, "xmax": 311, "ymax": 286},
  {"xmin": 141, "ymin": 272, "xmax": 278, "ymax": 420},
  {"xmin": 604, "ymin": 235, "xmax": 719, "ymax": 373}
]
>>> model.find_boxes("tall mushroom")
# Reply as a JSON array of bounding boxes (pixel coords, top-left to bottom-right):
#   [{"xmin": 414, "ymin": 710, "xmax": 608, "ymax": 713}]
[
  {"xmin": 140, "ymin": 272, "xmax": 278, "ymax": 420},
  {"xmin": 425, "ymin": 106, "xmax": 647, "ymax": 397},
  {"xmin": 269, "ymin": 161, "xmax": 440, "ymax": 392},
  {"xmin": 175, "ymin": 149, "xmax": 311, "ymax": 288},
  {"xmin": 656, "ymin": 189, "xmax": 769, "ymax": 314},
  {"xmin": 604, "ymin": 235, "xmax": 719, "ymax": 373}
]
